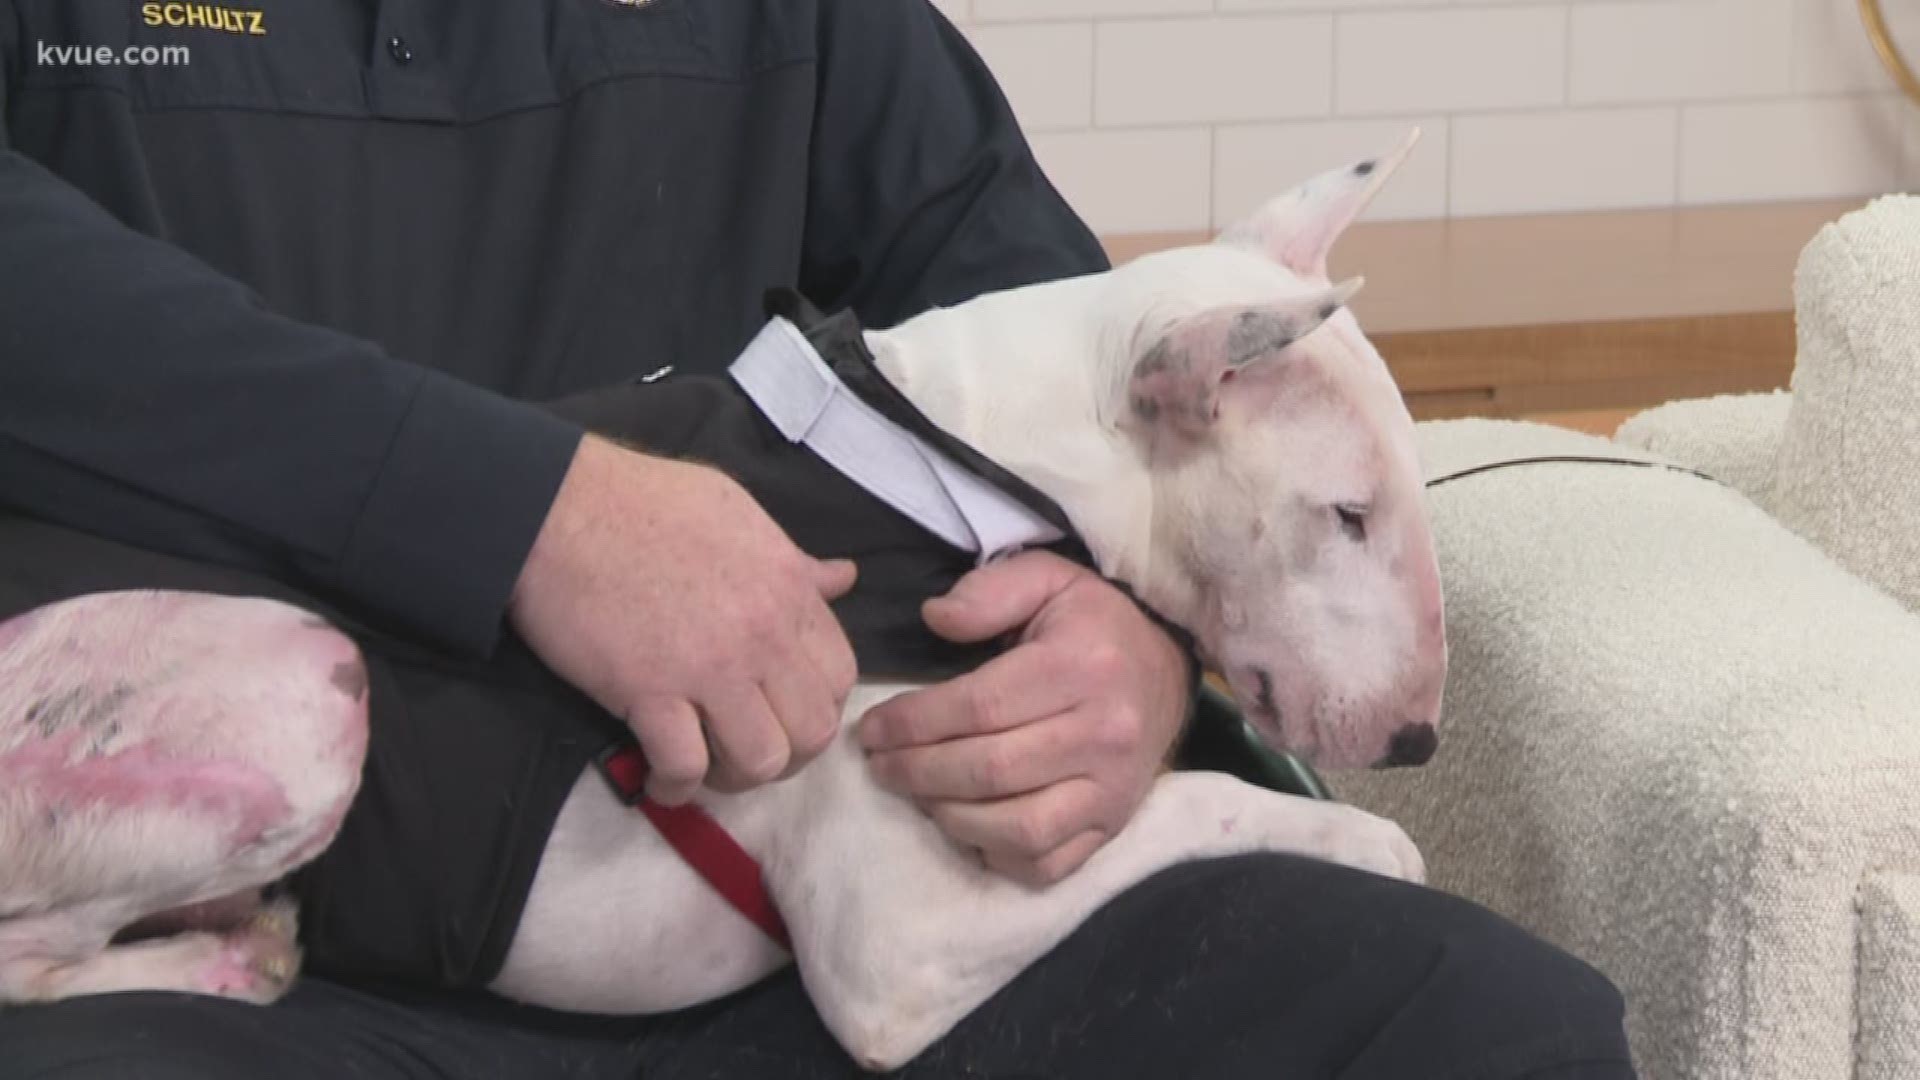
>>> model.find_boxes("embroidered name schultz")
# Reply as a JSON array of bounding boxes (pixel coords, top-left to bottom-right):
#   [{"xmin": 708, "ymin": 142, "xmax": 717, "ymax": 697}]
[{"xmin": 139, "ymin": 3, "xmax": 266, "ymax": 36}]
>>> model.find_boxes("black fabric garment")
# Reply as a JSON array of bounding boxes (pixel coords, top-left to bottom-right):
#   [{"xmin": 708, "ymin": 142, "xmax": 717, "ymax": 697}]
[
  {"xmin": 0, "ymin": 0, "xmax": 1107, "ymax": 661},
  {"xmin": 0, "ymin": 854, "xmax": 1638, "ymax": 1080}
]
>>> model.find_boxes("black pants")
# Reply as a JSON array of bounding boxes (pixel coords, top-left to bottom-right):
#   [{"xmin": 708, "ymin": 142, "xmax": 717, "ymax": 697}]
[{"xmin": 0, "ymin": 853, "xmax": 1635, "ymax": 1080}]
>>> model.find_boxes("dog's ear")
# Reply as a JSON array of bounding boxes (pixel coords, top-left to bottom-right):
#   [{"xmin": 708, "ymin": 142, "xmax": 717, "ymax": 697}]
[
  {"xmin": 1126, "ymin": 278, "xmax": 1364, "ymax": 439},
  {"xmin": 1217, "ymin": 128, "xmax": 1420, "ymax": 279}
]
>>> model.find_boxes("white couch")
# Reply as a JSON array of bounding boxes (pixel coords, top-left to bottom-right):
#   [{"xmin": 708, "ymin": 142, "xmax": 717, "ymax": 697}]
[{"xmin": 1333, "ymin": 195, "xmax": 1920, "ymax": 1080}]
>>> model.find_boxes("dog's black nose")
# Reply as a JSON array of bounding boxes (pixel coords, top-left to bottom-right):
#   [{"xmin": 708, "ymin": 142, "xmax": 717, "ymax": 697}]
[{"xmin": 1375, "ymin": 723, "xmax": 1438, "ymax": 769}]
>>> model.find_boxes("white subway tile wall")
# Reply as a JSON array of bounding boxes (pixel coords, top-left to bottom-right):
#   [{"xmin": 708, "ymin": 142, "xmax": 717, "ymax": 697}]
[{"xmin": 932, "ymin": 0, "xmax": 1920, "ymax": 233}]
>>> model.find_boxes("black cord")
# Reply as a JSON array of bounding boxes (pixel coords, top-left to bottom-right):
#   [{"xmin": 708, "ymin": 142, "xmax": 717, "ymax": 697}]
[{"xmin": 1424, "ymin": 455, "xmax": 1723, "ymax": 490}]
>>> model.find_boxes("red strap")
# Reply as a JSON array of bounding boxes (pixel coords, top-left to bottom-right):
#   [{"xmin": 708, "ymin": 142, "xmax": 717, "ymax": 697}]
[{"xmin": 594, "ymin": 745, "xmax": 793, "ymax": 952}]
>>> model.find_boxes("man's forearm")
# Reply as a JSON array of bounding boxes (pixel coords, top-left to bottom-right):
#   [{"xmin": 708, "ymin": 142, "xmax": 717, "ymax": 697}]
[{"xmin": 0, "ymin": 148, "xmax": 582, "ymax": 656}]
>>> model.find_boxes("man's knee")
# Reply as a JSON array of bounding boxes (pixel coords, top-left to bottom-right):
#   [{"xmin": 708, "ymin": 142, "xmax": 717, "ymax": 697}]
[
  {"xmin": 1345, "ymin": 872, "xmax": 1634, "ymax": 1077},
  {"xmin": 0, "ymin": 993, "xmax": 303, "ymax": 1080},
  {"xmin": 1080, "ymin": 853, "xmax": 1635, "ymax": 1077}
]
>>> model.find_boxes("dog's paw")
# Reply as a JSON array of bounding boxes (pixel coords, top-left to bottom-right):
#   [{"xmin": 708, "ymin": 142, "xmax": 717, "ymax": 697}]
[
  {"xmin": 187, "ymin": 901, "xmax": 302, "ymax": 1004},
  {"xmin": 1313, "ymin": 806, "xmax": 1425, "ymax": 884},
  {"xmin": 245, "ymin": 896, "xmax": 300, "ymax": 947}
]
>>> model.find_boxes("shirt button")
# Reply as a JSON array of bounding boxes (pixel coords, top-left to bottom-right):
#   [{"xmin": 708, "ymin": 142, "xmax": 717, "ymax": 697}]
[{"xmin": 387, "ymin": 36, "xmax": 413, "ymax": 65}]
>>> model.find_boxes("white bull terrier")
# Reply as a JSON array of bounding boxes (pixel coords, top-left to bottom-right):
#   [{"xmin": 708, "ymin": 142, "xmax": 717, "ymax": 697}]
[{"xmin": 0, "ymin": 132, "xmax": 1445, "ymax": 1071}]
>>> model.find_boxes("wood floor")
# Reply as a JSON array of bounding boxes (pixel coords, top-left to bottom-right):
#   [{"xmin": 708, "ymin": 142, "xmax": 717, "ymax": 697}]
[{"xmin": 1102, "ymin": 199, "xmax": 1858, "ymax": 435}]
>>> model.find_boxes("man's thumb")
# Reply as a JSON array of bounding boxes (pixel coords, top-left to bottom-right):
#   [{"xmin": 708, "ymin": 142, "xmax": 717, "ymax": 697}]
[
  {"xmin": 814, "ymin": 558, "xmax": 859, "ymax": 601},
  {"xmin": 923, "ymin": 554, "xmax": 1081, "ymax": 644}
]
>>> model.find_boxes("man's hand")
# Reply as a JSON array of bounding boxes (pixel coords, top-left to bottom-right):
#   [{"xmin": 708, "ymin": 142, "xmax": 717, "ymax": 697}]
[
  {"xmin": 510, "ymin": 435, "xmax": 860, "ymax": 806},
  {"xmin": 858, "ymin": 550, "xmax": 1191, "ymax": 887}
]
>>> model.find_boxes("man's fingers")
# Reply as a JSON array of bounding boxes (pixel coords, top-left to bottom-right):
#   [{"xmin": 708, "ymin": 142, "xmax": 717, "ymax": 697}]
[
  {"xmin": 867, "ymin": 710, "xmax": 1089, "ymax": 801},
  {"xmin": 762, "ymin": 662, "xmax": 842, "ymax": 777},
  {"xmin": 629, "ymin": 695, "xmax": 709, "ymax": 806},
  {"xmin": 701, "ymin": 687, "xmax": 792, "ymax": 792},
  {"xmin": 813, "ymin": 558, "xmax": 859, "ymax": 601},
  {"xmin": 994, "ymin": 829, "xmax": 1110, "ymax": 888},
  {"xmin": 922, "ymin": 551, "xmax": 1087, "ymax": 645},
  {"xmin": 796, "ymin": 593, "xmax": 859, "ymax": 710},
  {"xmin": 859, "ymin": 642, "xmax": 1081, "ymax": 752},
  {"xmin": 927, "ymin": 778, "xmax": 1106, "ymax": 862}
]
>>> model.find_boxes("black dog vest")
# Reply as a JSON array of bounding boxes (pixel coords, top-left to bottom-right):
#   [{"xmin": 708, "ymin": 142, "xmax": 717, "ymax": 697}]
[{"xmin": 552, "ymin": 290, "xmax": 1112, "ymax": 683}]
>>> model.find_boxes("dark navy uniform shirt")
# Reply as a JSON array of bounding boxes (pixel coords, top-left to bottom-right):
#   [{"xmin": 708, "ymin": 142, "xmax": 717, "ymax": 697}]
[
  {"xmin": 0, "ymin": 0, "xmax": 1108, "ymax": 659},
  {"xmin": 0, "ymin": 0, "xmax": 1112, "ymax": 988}
]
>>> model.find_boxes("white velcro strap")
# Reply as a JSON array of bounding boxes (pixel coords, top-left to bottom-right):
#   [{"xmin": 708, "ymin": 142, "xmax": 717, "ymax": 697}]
[{"xmin": 729, "ymin": 317, "xmax": 1063, "ymax": 561}]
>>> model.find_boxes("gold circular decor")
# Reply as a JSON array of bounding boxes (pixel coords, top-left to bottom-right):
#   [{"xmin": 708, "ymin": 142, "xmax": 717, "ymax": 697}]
[{"xmin": 1861, "ymin": 0, "xmax": 1920, "ymax": 107}]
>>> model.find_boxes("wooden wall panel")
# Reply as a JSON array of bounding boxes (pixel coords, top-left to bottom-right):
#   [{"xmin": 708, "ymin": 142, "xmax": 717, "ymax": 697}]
[
  {"xmin": 1377, "ymin": 311, "xmax": 1795, "ymax": 420},
  {"xmin": 1100, "ymin": 200, "xmax": 1848, "ymax": 427}
]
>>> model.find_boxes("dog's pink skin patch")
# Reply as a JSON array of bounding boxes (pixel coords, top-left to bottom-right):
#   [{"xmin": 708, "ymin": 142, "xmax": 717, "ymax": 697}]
[
  {"xmin": 198, "ymin": 952, "xmax": 267, "ymax": 996},
  {"xmin": 4, "ymin": 731, "xmax": 291, "ymax": 851},
  {"xmin": 0, "ymin": 591, "xmax": 371, "ymax": 1011}
]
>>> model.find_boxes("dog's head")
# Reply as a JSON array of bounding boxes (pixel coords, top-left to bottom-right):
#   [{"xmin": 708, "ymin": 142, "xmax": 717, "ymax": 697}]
[{"xmin": 1098, "ymin": 131, "xmax": 1445, "ymax": 771}]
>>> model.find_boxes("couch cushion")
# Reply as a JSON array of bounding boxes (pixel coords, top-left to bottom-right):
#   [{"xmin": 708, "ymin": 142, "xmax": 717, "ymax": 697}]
[{"xmin": 1773, "ymin": 195, "xmax": 1920, "ymax": 615}]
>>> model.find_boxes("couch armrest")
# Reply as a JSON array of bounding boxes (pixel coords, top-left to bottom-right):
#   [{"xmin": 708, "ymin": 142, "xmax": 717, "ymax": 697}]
[
  {"xmin": 1857, "ymin": 873, "xmax": 1920, "ymax": 1080},
  {"xmin": 1336, "ymin": 418, "xmax": 1920, "ymax": 1080},
  {"xmin": 1767, "ymin": 196, "xmax": 1920, "ymax": 616},
  {"xmin": 1614, "ymin": 391, "xmax": 1793, "ymax": 514}
]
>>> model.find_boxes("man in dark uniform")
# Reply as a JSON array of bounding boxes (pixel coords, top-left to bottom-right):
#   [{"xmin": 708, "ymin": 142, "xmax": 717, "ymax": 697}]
[{"xmin": 0, "ymin": 2, "xmax": 1638, "ymax": 1076}]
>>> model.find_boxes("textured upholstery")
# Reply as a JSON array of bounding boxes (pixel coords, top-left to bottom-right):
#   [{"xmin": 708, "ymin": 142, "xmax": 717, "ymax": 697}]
[
  {"xmin": 1346, "ymin": 195, "xmax": 1920, "ymax": 1079},
  {"xmin": 1614, "ymin": 390, "xmax": 1792, "ymax": 514},
  {"xmin": 1769, "ymin": 196, "xmax": 1920, "ymax": 616},
  {"xmin": 1329, "ymin": 415, "xmax": 1920, "ymax": 1080}
]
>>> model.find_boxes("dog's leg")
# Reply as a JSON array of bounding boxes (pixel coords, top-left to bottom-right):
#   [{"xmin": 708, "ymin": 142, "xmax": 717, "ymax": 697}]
[
  {"xmin": 0, "ymin": 592, "xmax": 368, "ymax": 1006},
  {"xmin": 765, "ymin": 711, "xmax": 1423, "ymax": 1072},
  {"xmin": 0, "ymin": 896, "xmax": 300, "ymax": 1003}
]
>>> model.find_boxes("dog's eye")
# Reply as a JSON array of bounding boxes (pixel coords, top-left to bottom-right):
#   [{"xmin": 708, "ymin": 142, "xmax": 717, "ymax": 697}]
[{"xmin": 1334, "ymin": 504, "xmax": 1369, "ymax": 542}]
